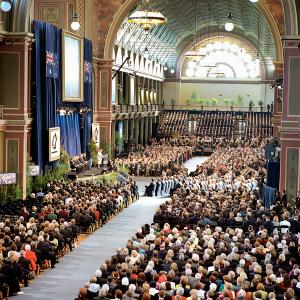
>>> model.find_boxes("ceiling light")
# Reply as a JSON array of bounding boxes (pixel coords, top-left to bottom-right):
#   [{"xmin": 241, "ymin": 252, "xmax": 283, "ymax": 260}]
[
  {"xmin": 0, "ymin": 0, "xmax": 11, "ymax": 12},
  {"xmin": 71, "ymin": 13, "xmax": 80, "ymax": 31},
  {"xmin": 170, "ymin": 67, "xmax": 175, "ymax": 74},
  {"xmin": 255, "ymin": 53, "xmax": 260, "ymax": 65},
  {"xmin": 128, "ymin": 3, "xmax": 167, "ymax": 33},
  {"xmin": 144, "ymin": 47, "xmax": 150, "ymax": 59},
  {"xmin": 225, "ymin": 13, "xmax": 234, "ymax": 32},
  {"xmin": 163, "ymin": 65, "xmax": 168, "ymax": 71},
  {"xmin": 249, "ymin": 0, "xmax": 258, "ymax": 2}
]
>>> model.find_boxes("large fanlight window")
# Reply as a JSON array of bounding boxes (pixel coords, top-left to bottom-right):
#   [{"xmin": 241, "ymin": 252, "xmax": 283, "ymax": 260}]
[{"xmin": 183, "ymin": 41, "xmax": 261, "ymax": 79}]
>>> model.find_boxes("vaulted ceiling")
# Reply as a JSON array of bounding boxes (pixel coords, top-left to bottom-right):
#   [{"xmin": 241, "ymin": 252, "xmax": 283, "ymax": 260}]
[{"xmin": 115, "ymin": 0, "xmax": 279, "ymax": 67}]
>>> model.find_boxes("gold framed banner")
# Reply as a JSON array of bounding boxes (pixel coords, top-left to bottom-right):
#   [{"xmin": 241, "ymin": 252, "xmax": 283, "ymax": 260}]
[
  {"xmin": 92, "ymin": 123, "xmax": 100, "ymax": 147},
  {"xmin": 62, "ymin": 30, "xmax": 84, "ymax": 102},
  {"xmin": 49, "ymin": 127, "xmax": 60, "ymax": 162}
]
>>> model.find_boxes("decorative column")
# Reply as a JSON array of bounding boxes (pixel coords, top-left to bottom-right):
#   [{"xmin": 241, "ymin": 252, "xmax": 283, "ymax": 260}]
[
  {"xmin": 134, "ymin": 118, "xmax": 139, "ymax": 145},
  {"xmin": 0, "ymin": 33, "xmax": 34, "ymax": 198},
  {"xmin": 279, "ymin": 39, "xmax": 300, "ymax": 202},
  {"xmin": 144, "ymin": 116, "xmax": 149, "ymax": 145},
  {"xmin": 129, "ymin": 118, "xmax": 134, "ymax": 139},
  {"xmin": 272, "ymin": 62, "xmax": 283, "ymax": 139},
  {"xmin": 124, "ymin": 118, "xmax": 129, "ymax": 141},
  {"xmin": 93, "ymin": 58, "xmax": 114, "ymax": 145},
  {"xmin": 139, "ymin": 117, "xmax": 144, "ymax": 145},
  {"xmin": 149, "ymin": 116, "xmax": 153, "ymax": 140},
  {"xmin": 111, "ymin": 120, "xmax": 116, "ymax": 155}
]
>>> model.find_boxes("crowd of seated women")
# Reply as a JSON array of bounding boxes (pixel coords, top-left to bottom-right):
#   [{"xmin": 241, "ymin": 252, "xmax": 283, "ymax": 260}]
[
  {"xmin": 158, "ymin": 111, "xmax": 189, "ymax": 137},
  {"xmin": 77, "ymin": 138, "xmax": 300, "ymax": 300},
  {"xmin": 0, "ymin": 180, "xmax": 138, "ymax": 297}
]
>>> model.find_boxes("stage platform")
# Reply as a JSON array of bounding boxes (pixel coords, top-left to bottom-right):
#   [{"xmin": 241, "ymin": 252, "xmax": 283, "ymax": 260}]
[{"xmin": 193, "ymin": 147, "xmax": 214, "ymax": 156}]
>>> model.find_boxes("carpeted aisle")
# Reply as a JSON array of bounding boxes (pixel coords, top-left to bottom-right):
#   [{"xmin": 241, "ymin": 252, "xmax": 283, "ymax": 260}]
[
  {"xmin": 17, "ymin": 191, "xmax": 165, "ymax": 299},
  {"xmin": 17, "ymin": 156, "xmax": 208, "ymax": 300}
]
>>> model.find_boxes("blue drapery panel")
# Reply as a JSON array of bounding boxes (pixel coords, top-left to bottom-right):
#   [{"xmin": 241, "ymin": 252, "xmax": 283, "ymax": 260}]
[
  {"xmin": 56, "ymin": 113, "xmax": 82, "ymax": 156},
  {"xmin": 81, "ymin": 38, "xmax": 93, "ymax": 154},
  {"xmin": 265, "ymin": 143, "xmax": 276, "ymax": 161},
  {"xmin": 33, "ymin": 21, "xmax": 45, "ymax": 166},
  {"xmin": 267, "ymin": 161, "xmax": 280, "ymax": 190},
  {"xmin": 33, "ymin": 21, "xmax": 93, "ymax": 164},
  {"xmin": 262, "ymin": 184, "xmax": 276, "ymax": 208},
  {"xmin": 33, "ymin": 21, "xmax": 61, "ymax": 167}
]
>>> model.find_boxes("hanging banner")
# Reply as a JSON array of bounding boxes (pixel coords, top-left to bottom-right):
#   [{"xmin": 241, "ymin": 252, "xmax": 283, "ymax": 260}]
[
  {"xmin": 92, "ymin": 123, "xmax": 100, "ymax": 147},
  {"xmin": 49, "ymin": 127, "xmax": 61, "ymax": 162}
]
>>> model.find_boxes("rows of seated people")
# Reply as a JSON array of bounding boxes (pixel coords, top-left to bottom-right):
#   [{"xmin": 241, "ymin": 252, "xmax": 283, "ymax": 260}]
[
  {"xmin": 114, "ymin": 144, "xmax": 193, "ymax": 177},
  {"xmin": 0, "ymin": 179, "xmax": 138, "ymax": 297},
  {"xmin": 77, "ymin": 137, "xmax": 300, "ymax": 300},
  {"xmin": 158, "ymin": 111, "xmax": 188, "ymax": 137},
  {"xmin": 195, "ymin": 112, "xmax": 234, "ymax": 139},
  {"xmin": 246, "ymin": 112, "xmax": 272, "ymax": 139}
]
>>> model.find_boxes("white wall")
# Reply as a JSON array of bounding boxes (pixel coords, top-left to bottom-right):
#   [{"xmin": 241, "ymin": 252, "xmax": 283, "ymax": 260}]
[{"xmin": 163, "ymin": 81, "xmax": 274, "ymax": 108}]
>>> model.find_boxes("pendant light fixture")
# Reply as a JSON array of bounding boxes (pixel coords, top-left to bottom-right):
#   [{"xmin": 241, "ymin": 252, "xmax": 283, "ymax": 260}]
[
  {"xmin": 128, "ymin": 0, "xmax": 167, "ymax": 34},
  {"xmin": 255, "ymin": 15, "xmax": 261, "ymax": 65},
  {"xmin": 0, "ymin": 0, "xmax": 11, "ymax": 12},
  {"xmin": 225, "ymin": 12, "xmax": 234, "ymax": 32},
  {"xmin": 198, "ymin": 0, "xmax": 216, "ymax": 69},
  {"xmin": 185, "ymin": 0, "xmax": 205, "ymax": 59},
  {"xmin": 71, "ymin": 0, "xmax": 80, "ymax": 31}
]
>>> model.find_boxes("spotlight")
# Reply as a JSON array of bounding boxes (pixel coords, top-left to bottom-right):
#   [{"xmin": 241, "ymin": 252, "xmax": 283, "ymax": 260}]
[
  {"xmin": 0, "ymin": 1, "xmax": 11, "ymax": 12},
  {"xmin": 225, "ymin": 13, "xmax": 234, "ymax": 32}
]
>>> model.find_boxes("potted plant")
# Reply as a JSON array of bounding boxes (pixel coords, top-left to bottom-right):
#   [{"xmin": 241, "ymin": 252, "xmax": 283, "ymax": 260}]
[
  {"xmin": 198, "ymin": 98, "xmax": 204, "ymax": 110},
  {"xmin": 237, "ymin": 95, "xmax": 243, "ymax": 107},
  {"xmin": 224, "ymin": 99, "xmax": 230, "ymax": 109},
  {"xmin": 88, "ymin": 140, "xmax": 98, "ymax": 166},
  {"xmin": 170, "ymin": 99, "xmax": 176, "ymax": 110},
  {"xmin": 230, "ymin": 100, "xmax": 235, "ymax": 111},
  {"xmin": 249, "ymin": 100, "xmax": 254, "ymax": 112},
  {"xmin": 211, "ymin": 98, "xmax": 218, "ymax": 107},
  {"xmin": 258, "ymin": 100, "xmax": 264, "ymax": 112}
]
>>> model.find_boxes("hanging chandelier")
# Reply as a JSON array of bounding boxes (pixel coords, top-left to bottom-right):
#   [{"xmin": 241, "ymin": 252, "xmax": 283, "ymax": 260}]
[{"xmin": 128, "ymin": 0, "xmax": 167, "ymax": 34}]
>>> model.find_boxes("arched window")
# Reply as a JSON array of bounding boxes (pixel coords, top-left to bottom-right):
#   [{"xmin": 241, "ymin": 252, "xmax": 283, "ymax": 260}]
[{"xmin": 183, "ymin": 41, "xmax": 261, "ymax": 79}]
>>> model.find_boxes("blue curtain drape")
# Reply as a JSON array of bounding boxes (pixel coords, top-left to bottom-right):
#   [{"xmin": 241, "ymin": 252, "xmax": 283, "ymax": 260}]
[
  {"xmin": 33, "ymin": 21, "xmax": 93, "ymax": 165},
  {"xmin": 56, "ymin": 113, "xmax": 81, "ymax": 156},
  {"xmin": 267, "ymin": 161, "xmax": 280, "ymax": 190},
  {"xmin": 81, "ymin": 38, "xmax": 93, "ymax": 154},
  {"xmin": 33, "ymin": 21, "xmax": 61, "ymax": 167},
  {"xmin": 33, "ymin": 21, "xmax": 45, "ymax": 167},
  {"xmin": 262, "ymin": 184, "xmax": 276, "ymax": 208}
]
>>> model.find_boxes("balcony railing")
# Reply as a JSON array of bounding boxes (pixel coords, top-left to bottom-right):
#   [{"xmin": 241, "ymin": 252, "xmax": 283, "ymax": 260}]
[{"xmin": 113, "ymin": 104, "xmax": 161, "ymax": 114}]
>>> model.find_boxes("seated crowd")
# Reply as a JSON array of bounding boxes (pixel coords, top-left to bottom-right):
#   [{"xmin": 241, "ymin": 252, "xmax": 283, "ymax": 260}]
[
  {"xmin": 114, "ymin": 145, "xmax": 193, "ymax": 177},
  {"xmin": 0, "ymin": 180, "xmax": 138, "ymax": 297},
  {"xmin": 246, "ymin": 113, "xmax": 272, "ymax": 139},
  {"xmin": 78, "ymin": 138, "xmax": 300, "ymax": 300},
  {"xmin": 195, "ymin": 112, "xmax": 234, "ymax": 139},
  {"xmin": 158, "ymin": 111, "xmax": 189, "ymax": 137}
]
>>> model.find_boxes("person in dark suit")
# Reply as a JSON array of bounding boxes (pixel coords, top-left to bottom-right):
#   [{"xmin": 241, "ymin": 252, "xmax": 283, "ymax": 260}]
[{"xmin": 145, "ymin": 179, "xmax": 156, "ymax": 197}]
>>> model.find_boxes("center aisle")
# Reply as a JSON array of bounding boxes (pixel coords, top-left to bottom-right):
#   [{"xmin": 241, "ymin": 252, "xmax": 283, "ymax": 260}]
[
  {"xmin": 18, "ymin": 156, "xmax": 208, "ymax": 300},
  {"xmin": 18, "ymin": 181, "xmax": 166, "ymax": 300}
]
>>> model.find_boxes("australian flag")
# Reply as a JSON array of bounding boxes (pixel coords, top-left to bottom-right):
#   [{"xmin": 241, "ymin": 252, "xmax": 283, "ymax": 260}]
[
  {"xmin": 84, "ymin": 60, "xmax": 92, "ymax": 83},
  {"xmin": 46, "ymin": 50, "xmax": 59, "ymax": 78}
]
